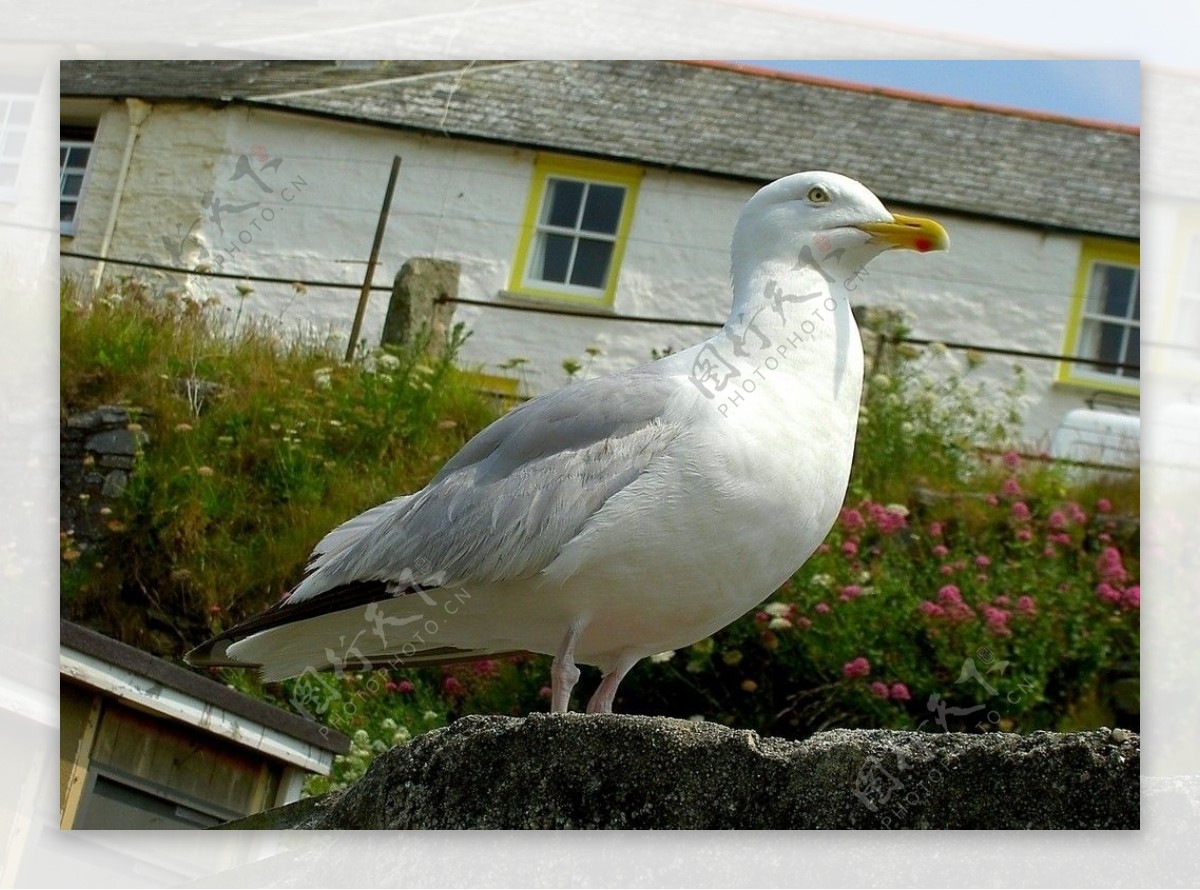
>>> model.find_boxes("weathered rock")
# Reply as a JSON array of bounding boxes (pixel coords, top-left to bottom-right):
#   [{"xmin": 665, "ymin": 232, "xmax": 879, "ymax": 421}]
[
  {"xmin": 381, "ymin": 257, "xmax": 460, "ymax": 356},
  {"xmin": 100, "ymin": 469, "xmax": 128, "ymax": 498},
  {"xmin": 84, "ymin": 427, "xmax": 146, "ymax": 456},
  {"xmin": 218, "ymin": 714, "xmax": 1139, "ymax": 830},
  {"xmin": 61, "ymin": 405, "xmax": 149, "ymax": 546}
]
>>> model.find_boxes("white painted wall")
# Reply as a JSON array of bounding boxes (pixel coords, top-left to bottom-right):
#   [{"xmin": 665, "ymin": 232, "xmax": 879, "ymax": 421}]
[{"xmin": 62, "ymin": 101, "xmax": 1138, "ymax": 452}]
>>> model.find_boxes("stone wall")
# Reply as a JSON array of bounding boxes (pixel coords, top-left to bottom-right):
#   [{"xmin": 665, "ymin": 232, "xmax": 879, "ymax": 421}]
[
  {"xmin": 219, "ymin": 715, "xmax": 1139, "ymax": 830},
  {"xmin": 60, "ymin": 405, "xmax": 148, "ymax": 550}
]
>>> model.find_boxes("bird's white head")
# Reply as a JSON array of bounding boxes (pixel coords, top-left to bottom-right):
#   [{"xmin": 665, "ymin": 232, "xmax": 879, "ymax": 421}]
[{"xmin": 731, "ymin": 171, "xmax": 948, "ymax": 295}]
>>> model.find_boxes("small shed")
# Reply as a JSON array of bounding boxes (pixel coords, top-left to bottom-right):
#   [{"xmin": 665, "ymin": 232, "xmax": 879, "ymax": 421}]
[{"xmin": 59, "ymin": 620, "xmax": 348, "ymax": 829}]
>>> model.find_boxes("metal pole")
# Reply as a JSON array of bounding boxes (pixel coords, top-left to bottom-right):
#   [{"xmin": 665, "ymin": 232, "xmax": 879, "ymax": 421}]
[{"xmin": 345, "ymin": 154, "xmax": 402, "ymax": 362}]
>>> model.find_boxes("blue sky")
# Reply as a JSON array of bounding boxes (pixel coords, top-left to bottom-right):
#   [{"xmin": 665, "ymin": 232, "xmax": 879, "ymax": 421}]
[{"xmin": 745, "ymin": 60, "xmax": 1140, "ymax": 126}]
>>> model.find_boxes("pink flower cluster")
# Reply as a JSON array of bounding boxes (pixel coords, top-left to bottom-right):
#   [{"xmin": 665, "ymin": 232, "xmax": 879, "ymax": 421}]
[
  {"xmin": 920, "ymin": 583, "xmax": 1040, "ymax": 635},
  {"xmin": 1001, "ymin": 477, "xmax": 1023, "ymax": 499},
  {"xmin": 842, "ymin": 656, "xmax": 871, "ymax": 678},
  {"xmin": 840, "ymin": 507, "xmax": 866, "ymax": 533},
  {"xmin": 1098, "ymin": 546, "xmax": 1128, "ymax": 585},
  {"xmin": 870, "ymin": 681, "xmax": 912, "ymax": 701},
  {"xmin": 839, "ymin": 584, "xmax": 865, "ymax": 602},
  {"xmin": 839, "ymin": 501, "xmax": 908, "ymax": 537},
  {"xmin": 921, "ymin": 584, "xmax": 976, "ymax": 623},
  {"xmin": 1094, "ymin": 546, "xmax": 1138, "ymax": 610},
  {"xmin": 982, "ymin": 605, "xmax": 1012, "ymax": 637}
]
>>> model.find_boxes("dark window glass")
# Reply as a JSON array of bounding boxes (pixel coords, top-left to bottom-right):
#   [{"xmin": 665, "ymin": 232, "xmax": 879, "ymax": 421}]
[
  {"xmin": 570, "ymin": 238, "xmax": 614, "ymax": 288},
  {"xmin": 538, "ymin": 233, "xmax": 573, "ymax": 282},
  {"xmin": 580, "ymin": 184, "xmax": 624, "ymax": 234},
  {"xmin": 543, "ymin": 178, "xmax": 584, "ymax": 228}
]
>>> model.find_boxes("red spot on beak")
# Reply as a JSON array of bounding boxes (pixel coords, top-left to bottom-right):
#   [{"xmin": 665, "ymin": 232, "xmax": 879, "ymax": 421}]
[{"xmin": 914, "ymin": 238, "xmax": 932, "ymax": 252}]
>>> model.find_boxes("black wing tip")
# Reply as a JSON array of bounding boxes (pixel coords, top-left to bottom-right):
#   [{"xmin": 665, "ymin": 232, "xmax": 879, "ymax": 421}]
[
  {"xmin": 183, "ymin": 579, "xmax": 394, "ymax": 671},
  {"xmin": 184, "ymin": 634, "xmax": 262, "ymax": 670}
]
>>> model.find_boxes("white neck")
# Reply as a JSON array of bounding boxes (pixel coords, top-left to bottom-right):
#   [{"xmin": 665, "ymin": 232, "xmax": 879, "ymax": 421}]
[{"xmin": 666, "ymin": 256, "xmax": 863, "ymax": 420}]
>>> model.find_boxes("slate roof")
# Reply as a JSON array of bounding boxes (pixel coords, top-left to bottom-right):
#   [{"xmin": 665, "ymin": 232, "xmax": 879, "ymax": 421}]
[{"xmin": 60, "ymin": 60, "xmax": 1139, "ymax": 239}]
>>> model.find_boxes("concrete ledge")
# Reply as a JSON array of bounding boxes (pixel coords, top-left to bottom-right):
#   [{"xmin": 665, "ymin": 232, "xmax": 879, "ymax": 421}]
[{"xmin": 218, "ymin": 714, "xmax": 1139, "ymax": 830}]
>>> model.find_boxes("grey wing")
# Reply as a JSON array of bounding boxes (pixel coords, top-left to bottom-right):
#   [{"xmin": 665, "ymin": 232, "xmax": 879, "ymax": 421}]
[{"xmin": 287, "ymin": 368, "xmax": 688, "ymax": 602}]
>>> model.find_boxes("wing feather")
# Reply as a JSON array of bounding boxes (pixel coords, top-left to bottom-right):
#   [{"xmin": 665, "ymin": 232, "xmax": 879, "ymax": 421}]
[
  {"xmin": 186, "ymin": 368, "xmax": 691, "ymax": 671},
  {"xmin": 287, "ymin": 367, "xmax": 687, "ymax": 601}
]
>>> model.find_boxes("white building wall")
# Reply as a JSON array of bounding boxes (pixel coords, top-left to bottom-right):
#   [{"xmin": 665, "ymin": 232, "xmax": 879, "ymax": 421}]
[{"xmin": 62, "ymin": 101, "xmax": 1135, "ymax": 451}]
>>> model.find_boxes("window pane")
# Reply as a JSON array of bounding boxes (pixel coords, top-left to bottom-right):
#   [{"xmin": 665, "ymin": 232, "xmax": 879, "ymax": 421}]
[
  {"xmin": 1124, "ymin": 328, "xmax": 1140, "ymax": 378},
  {"xmin": 1096, "ymin": 321, "xmax": 1125, "ymax": 368},
  {"xmin": 542, "ymin": 178, "xmax": 584, "ymax": 228},
  {"xmin": 570, "ymin": 237, "xmax": 614, "ymax": 288},
  {"xmin": 63, "ymin": 172, "xmax": 84, "ymax": 196},
  {"xmin": 1132, "ymin": 279, "xmax": 1140, "ymax": 321},
  {"xmin": 68, "ymin": 145, "xmax": 90, "ymax": 168},
  {"xmin": 61, "ymin": 200, "xmax": 76, "ymax": 223},
  {"xmin": 60, "ymin": 145, "xmax": 67, "ymax": 165},
  {"xmin": 536, "ymin": 232, "xmax": 573, "ymax": 283},
  {"xmin": 580, "ymin": 184, "xmax": 624, "ymax": 234},
  {"xmin": 1089, "ymin": 263, "xmax": 1136, "ymax": 317}
]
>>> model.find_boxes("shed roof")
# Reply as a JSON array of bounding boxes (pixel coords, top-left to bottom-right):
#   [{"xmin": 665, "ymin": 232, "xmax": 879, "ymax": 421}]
[
  {"xmin": 60, "ymin": 59, "xmax": 1139, "ymax": 239},
  {"xmin": 61, "ymin": 620, "xmax": 350, "ymax": 755}
]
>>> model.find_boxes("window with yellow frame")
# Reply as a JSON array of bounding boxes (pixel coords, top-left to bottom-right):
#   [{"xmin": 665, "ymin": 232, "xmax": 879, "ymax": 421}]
[
  {"xmin": 508, "ymin": 156, "xmax": 642, "ymax": 307},
  {"xmin": 1058, "ymin": 239, "xmax": 1140, "ymax": 395}
]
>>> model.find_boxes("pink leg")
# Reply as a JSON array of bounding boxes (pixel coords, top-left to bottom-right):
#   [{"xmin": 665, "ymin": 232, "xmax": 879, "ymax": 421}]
[
  {"xmin": 551, "ymin": 619, "xmax": 587, "ymax": 713},
  {"xmin": 586, "ymin": 654, "xmax": 640, "ymax": 714}
]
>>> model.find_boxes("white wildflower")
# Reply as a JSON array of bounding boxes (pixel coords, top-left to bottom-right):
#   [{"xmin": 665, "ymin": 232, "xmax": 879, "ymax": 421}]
[
  {"xmin": 811, "ymin": 573, "xmax": 833, "ymax": 588},
  {"xmin": 313, "ymin": 367, "xmax": 333, "ymax": 389},
  {"xmin": 378, "ymin": 353, "xmax": 401, "ymax": 371},
  {"xmin": 768, "ymin": 617, "xmax": 793, "ymax": 631},
  {"xmin": 763, "ymin": 602, "xmax": 791, "ymax": 618},
  {"xmin": 885, "ymin": 503, "xmax": 910, "ymax": 517},
  {"xmin": 649, "ymin": 650, "xmax": 675, "ymax": 664}
]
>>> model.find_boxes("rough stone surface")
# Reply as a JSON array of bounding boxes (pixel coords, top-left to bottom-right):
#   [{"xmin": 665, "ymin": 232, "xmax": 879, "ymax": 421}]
[
  {"xmin": 61, "ymin": 405, "xmax": 148, "ymax": 548},
  {"xmin": 219, "ymin": 715, "xmax": 1139, "ymax": 830},
  {"xmin": 84, "ymin": 427, "xmax": 144, "ymax": 456},
  {"xmin": 381, "ymin": 258, "xmax": 460, "ymax": 356}
]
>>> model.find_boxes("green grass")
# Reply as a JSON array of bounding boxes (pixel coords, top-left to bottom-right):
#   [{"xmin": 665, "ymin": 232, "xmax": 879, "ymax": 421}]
[{"xmin": 61, "ymin": 279, "xmax": 501, "ymax": 651}]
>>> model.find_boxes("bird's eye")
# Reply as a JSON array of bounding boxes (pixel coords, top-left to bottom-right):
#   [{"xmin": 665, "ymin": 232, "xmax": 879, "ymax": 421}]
[{"xmin": 807, "ymin": 185, "xmax": 831, "ymax": 205}]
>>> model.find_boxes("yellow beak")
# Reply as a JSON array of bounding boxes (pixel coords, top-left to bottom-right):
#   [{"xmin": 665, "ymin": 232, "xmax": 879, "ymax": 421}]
[{"xmin": 857, "ymin": 213, "xmax": 949, "ymax": 253}]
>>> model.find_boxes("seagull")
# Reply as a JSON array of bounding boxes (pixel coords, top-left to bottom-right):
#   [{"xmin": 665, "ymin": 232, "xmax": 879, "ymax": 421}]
[{"xmin": 186, "ymin": 171, "xmax": 947, "ymax": 714}]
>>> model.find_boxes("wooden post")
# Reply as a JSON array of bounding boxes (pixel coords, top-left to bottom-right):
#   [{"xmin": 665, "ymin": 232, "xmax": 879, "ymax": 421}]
[
  {"xmin": 345, "ymin": 154, "xmax": 403, "ymax": 363},
  {"xmin": 380, "ymin": 258, "xmax": 460, "ymax": 356}
]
